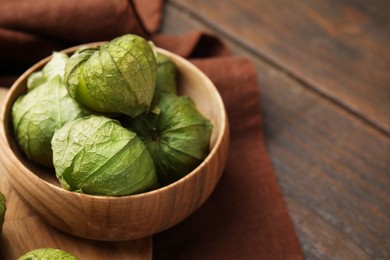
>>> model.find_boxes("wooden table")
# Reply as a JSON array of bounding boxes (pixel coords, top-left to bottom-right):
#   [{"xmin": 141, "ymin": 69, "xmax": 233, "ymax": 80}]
[
  {"xmin": 160, "ymin": 1, "xmax": 390, "ymax": 259},
  {"xmin": 0, "ymin": 1, "xmax": 389, "ymax": 259}
]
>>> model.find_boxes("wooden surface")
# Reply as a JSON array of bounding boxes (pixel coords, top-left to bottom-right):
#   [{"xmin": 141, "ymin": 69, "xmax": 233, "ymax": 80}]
[
  {"xmin": 160, "ymin": 1, "xmax": 390, "ymax": 259},
  {"xmin": 0, "ymin": 88, "xmax": 152, "ymax": 259}
]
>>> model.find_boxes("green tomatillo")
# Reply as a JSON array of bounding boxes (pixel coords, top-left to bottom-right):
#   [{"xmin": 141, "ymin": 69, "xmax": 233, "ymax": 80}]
[
  {"xmin": 18, "ymin": 248, "xmax": 79, "ymax": 260},
  {"xmin": 51, "ymin": 115, "xmax": 158, "ymax": 196},
  {"xmin": 126, "ymin": 94, "xmax": 213, "ymax": 185},
  {"xmin": 155, "ymin": 53, "xmax": 177, "ymax": 95},
  {"xmin": 0, "ymin": 191, "xmax": 5, "ymax": 233},
  {"xmin": 27, "ymin": 52, "xmax": 69, "ymax": 91},
  {"xmin": 64, "ymin": 34, "xmax": 157, "ymax": 117},
  {"xmin": 12, "ymin": 75, "xmax": 86, "ymax": 167}
]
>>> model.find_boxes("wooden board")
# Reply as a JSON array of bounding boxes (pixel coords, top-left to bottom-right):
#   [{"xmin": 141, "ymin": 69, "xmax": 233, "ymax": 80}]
[
  {"xmin": 0, "ymin": 87, "xmax": 152, "ymax": 260},
  {"xmin": 161, "ymin": 4, "xmax": 390, "ymax": 259},
  {"xmin": 170, "ymin": 0, "xmax": 390, "ymax": 134}
]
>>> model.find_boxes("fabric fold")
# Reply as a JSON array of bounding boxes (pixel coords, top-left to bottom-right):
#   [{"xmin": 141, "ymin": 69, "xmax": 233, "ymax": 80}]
[
  {"xmin": 152, "ymin": 31, "xmax": 231, "ymax": 58},
  {"xmin": 0, "ymin": 0, "xmax": 147, "ymax": 79}
]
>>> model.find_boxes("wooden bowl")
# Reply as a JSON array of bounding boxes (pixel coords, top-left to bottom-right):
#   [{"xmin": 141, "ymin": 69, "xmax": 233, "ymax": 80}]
[{"xmin": 0, "ymin": 45, "xmax": 229, "ymax": 241}]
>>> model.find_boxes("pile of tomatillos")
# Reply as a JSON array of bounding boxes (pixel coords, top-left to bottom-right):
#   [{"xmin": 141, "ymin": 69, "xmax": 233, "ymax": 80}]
[{"xmin": 12, "ymin": 34, "xmax": 213, "ymax": 196}]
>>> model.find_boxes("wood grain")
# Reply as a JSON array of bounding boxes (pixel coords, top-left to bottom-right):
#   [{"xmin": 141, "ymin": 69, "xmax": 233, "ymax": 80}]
[
  {"xmin": 259, "ymin": 61, "xmax": 390, "ymax": 259},
  {"xmin": 0, "ymin": 87, "xmax": 152, "ymax": 260},
  {"xmin": 170, "ymin": 0, "xmax": 390, "ymax": 134},
  {"xmin": 161, "ymin": 4, "xmax": 390, "ymax": 259}
]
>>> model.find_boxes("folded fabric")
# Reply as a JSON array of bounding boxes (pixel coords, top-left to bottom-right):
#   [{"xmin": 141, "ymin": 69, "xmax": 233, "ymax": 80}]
[
  {"xmin": 0, "ymin": 0, "xmax": 146, "ymax": 85},
  {"xmin": 0, "ymin": 0, "xmax": 303, "ymax": 259}
]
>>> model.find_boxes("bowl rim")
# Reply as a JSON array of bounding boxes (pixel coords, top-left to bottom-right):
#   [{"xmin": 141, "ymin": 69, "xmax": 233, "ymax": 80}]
[{"xmin": 0, "ymin": 43, "xmax": 228, "ymax": 201}]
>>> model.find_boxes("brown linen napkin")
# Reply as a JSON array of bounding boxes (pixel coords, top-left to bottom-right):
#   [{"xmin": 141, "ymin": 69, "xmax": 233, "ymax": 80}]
[
  {"xmin": 0, "ymin": 0, "xmax": 147, "ymax": 85},
  {"xmin": 0, "ymin": 1, "xmax": 303, "ymax": 259}
]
